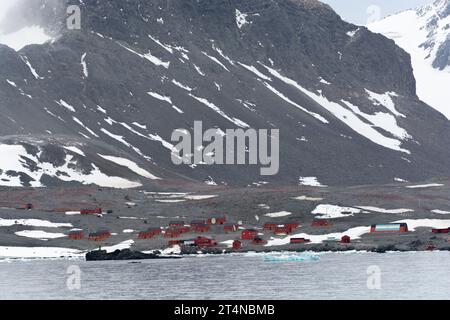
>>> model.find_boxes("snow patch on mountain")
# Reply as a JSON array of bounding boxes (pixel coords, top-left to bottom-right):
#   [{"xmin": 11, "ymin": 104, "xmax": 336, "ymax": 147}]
[
  {"xmin": 188, "ymin": 94, "xmax": 249, "ymax": 128},
  {"xmin": 20, "ymin": 56, "xmax": 44, "ymax": 80},
  {"xmin": 262, "ymin": 82, "xmax": 329, "ymax": 124},
  {"xmin": 15, "ymin": 230, "xmax": 67, "ymax": 241},
  {"xmin": 0, "ymin": 144, "xmax": 142, "ymax": 188},
  {"xmin": 261, "ymin": 64, "xmax": 411, "ymax": 154},
  {"xmin": 202, "ymin": 51, "xmax": 230, "ymax": 72},
  {"xmin": 312, "ymin": 204, "xmax": 363, "ymax": 219},
  {"xmin": 117, "ymin": 42, "xmax": 170, "ymax": 68},
  {"xmin": 235, "ymin": 9, "xmax": 250, "ymax": 29},
  {"xmin": 341, "ymin": 100, "xmax": 411, "ymax": 140},
  {"xmin": 0, "ymin": 218, "xmax": 72, "ymax": 228},
  {"xmin": 299, "ymin": 177, "xmax": 327, "ymax": 187},
  {"xmin": 63, "ymin": 146, "xmax": 85, "ymax": 157},
  {"xmin": 81, "ymin": 53, "xmax": 88, "ymax": 78},
  {"xmin": 0, "ymin": 26, "xmax": 52, "ymax": 51},
  {"xmin": 365, "ymin": 90, "xmax": 405, "ymax": 118},
  {"xmin": 357, "ymin": 206, "xmax": 414, "ymax": 214},
  {"xmin": 57, "ymin": 99, "xmax": 76, "ymax": 112},
  {"xmin": 98, "ymin": 154, "xmax": 161, "ymax": 180}
]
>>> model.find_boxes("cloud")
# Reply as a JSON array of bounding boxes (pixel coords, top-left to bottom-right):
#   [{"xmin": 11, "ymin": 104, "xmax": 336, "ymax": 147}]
[
  {"xmin": 0, "ymin": 0, "xmax": 27, "ymax": 34},
  {"xmin": 0, "ymin": 0, "xmax": 19, "ymax": 29}
]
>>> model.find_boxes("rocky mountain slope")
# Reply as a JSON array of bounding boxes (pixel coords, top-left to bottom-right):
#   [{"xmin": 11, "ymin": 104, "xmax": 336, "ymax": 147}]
[
  {"xmin": 369, "ymin": 0, "xmax": 450, "ymax": 120},
  {"xmin": 0, "ymin": 0, "xmax": 449, "ymax": 188}
]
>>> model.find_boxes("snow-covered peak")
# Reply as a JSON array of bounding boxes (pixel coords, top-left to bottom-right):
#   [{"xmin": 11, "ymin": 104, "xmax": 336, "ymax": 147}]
[
  {"xmin": 0, "ymin": 0, "xmax": 53, "ymax": 51},
  {"xmin": 0, "ymin": 26, "xmax": 52, "ymax": 51},
  {"xmin": 368, "ymin": 0, "xmax": 450, "ymax": 120},
  {"xmin": 419, "ymin": 0, "xmax": 450, "ymax": 16},
  {"xmin": 416, "ymin": 0, "xmax": 450, "ymax": 67}
]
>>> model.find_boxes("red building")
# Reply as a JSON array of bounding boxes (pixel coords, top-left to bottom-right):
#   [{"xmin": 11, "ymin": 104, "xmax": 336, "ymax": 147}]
[
  {"xmin": 274, "ymin": 226, "xmax": 290, "ymax": 236},
  {"xmin": 232, "ymin": 240, "xmax": 242, "ymax": 250},
  {"xmin": 432, "ymin": 228, "xmax": 450, "ymax": 234},
  {"xmin": 208, "ymin": 217, "xmax": 227, "ymax": 225},
  {"xmin": 290, "ymin": 238, "xmax": 311, "ymax": 244},
  {"xmin": 252, "ymin": 237, "xmax": 267, "ymax": 245},
  {"xmin": 195, "ymin": 236, "xmax": 217, "ymax": 248},
  {"xmin": 284, "ymin": 222, "xmax": 300, "ymax": 231},
  {"xmin": 23, "ymin": 203, "xmax": 34, "ymax": 210},
  {"xmin": 88, "ymin": 231, "xmax": 111, "ymax": 241},
  {"xmin": 312, "ymin": 219, "xmax": 332, "ymax": 227},
  {"xmin": 138, "ymin": 228, "xmax": 162, "ymax": 239},
  {"xmin": 169, "ymin": 221, "xmax": 185, "ymax": 228},
  {"xmin": 164, "ymin": 228, "xmax": 182, "ymax": 238},
  {"xmin": 193, "ymin": 224, "xmax": 210, "ymax": 233},
  {"xmin": 341, "ymin": 235, "xmax": 351, "ymax": 244},
  {"xmin": 98, "ymin": 230, "xmax": 112, "ymax": 237},
  {"xmin": 176, "ymin": 226, "xmax": 191, "ymax": 234},
  {"xmin": 224, "ymin": 224, "xmax": 239, "ymax": 232},
  {"xmin": 150, "ymin": 228, "xmax": 162, "ymax": 236},
  {"xmin": 81, "ymin": 208, "xmax": 102, "ymax": 215},
  {"xmin": 241, "ymin": 229, "xmax": 258, "ymax": 240},
  {"xmin": 68, "ymin": 231, "xmax": 84, "ymax": 240},
  {"xmin": 263, "ymin": 223, "xmax": 278, "ymax": 231},
  {"xmin": 190, "ymin": 220, "xmax": 206, "ymax": 227}
]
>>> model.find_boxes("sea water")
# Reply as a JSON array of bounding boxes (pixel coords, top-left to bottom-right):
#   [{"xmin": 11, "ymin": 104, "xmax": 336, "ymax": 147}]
[{"xmin": 0, "ymin": 251, "xmax": 449, "ymax": 299}]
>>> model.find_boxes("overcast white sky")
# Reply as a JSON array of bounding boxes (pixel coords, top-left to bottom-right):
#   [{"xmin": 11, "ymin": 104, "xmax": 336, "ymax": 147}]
[
  {"xmin": 0, "ymin": 0, "xmax": 17, "ymax": 22},
  {"xmin": 320, "ymin": 0, "xmax": 433, "ymax": 25}
]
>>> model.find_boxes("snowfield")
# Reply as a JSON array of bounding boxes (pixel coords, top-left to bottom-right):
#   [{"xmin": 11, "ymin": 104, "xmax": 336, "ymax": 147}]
[
  {"xmin": 312, "ymin": 205, "xmax": 363, "ymax": 219},
  {"xmin": 293, "ymin": 196, "xmax": 324, "ymax": 201},
  {"xmin": 0, "ymin": 246, "xmax": 83, "ymax": 259},
  {"xmin": 0, "ymin": 218, "xmax": 72, "ymax": 228},
  {"xmin": 406, "ymin": 184, "xmax": 444, "ymax": 189},
  {"xmin": 15, "ymin": 230, "xmax": 67, "ymax": 241},
  {"xmin": 183, "ymin": 195, "xmax": 218, "ymax": 200},
  {"xmin": 299, "ymin": 177, "xmax": 327, "ymax": 187},
  {"xmin": 357, "ymin": 207, "xmax": 414, "ymax": 214},
  {"xmin": 431, "ymin": 210, "xmax": 450, "ymax": 215},
  {"xmin": 264, "ymin": 211, "xmax": 292, "ymax": 218},
  {"xmin": 393, "ymin": 219, "xmax": 450, "ymax": 231}
]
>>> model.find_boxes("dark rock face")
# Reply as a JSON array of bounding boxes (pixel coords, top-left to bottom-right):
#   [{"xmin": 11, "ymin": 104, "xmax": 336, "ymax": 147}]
[
  {"xmin": 434, "ymin": 40, "xmax": 450, "ymax": 70},
  {"xmin": 0, "ymin": 0, "xmax": 450, "ymax": 187},
  {"xmin": 85, "ymin": 249, "xmax": 181, "ymax": 261}
]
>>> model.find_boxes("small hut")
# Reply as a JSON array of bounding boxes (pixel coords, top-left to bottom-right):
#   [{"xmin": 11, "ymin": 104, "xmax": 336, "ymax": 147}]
[
  {"xmin": 341, "ymin": 235, "xmax": 351, "ymax": 244},
  {"xmin": 241, "ymin": 229, "xmax": 258, "ymax": 240}
]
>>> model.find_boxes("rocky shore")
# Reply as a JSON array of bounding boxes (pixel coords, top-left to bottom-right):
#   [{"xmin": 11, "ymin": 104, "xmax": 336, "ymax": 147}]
[
  {"xmin": 85, "ymin": 249, "xmax": 182, "ymax": 261},
  {"xmin": 85, "ymin": 239, "xmax": 450, "ymax": 261}
]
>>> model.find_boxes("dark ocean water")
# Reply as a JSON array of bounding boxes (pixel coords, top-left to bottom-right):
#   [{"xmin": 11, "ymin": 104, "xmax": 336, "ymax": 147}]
[{"xmin": 1, "ymin": 251, "xmax": 449, "ymax": 299}]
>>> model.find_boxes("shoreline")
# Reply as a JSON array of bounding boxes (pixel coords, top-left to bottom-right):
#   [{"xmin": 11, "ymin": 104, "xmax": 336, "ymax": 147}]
[{"xmin": 1, "ymin": 245, "xmax": 448, "ymax": 262}]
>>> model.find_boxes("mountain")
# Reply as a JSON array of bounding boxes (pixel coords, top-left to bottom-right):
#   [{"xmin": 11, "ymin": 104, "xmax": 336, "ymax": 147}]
[
  {"xmin": 368, "ymin": 0, "xmax": 450, "ymax": 120},
  {"xmin": 0, "ymin": 0, "xmax": 450, "ymax": 188}
]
